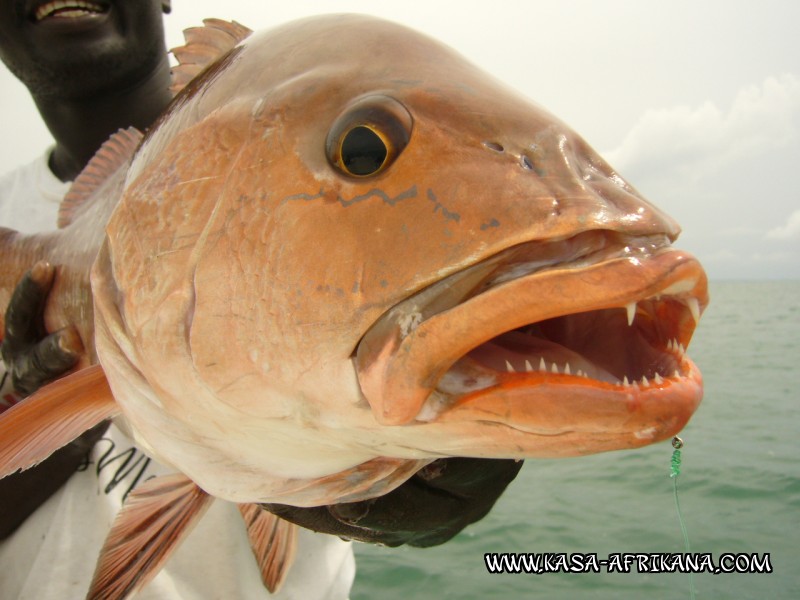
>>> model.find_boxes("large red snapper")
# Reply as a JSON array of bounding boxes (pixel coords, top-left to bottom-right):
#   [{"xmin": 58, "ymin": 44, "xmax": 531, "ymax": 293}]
[{"xmin": 0, "ymin": 14, "xmax": 707, "ymax": 598}]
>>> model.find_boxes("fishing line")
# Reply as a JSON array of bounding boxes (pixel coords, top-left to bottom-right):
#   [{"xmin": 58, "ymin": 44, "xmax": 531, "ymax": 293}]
[{"xmin": 670, "ymin": 436, "xmax": 696, "ymax": 600}]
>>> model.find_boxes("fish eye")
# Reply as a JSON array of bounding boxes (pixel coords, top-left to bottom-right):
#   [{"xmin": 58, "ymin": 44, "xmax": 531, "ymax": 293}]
[
  {"xmin": 326, "ymin": 96, "xmax": 413, "ymax": 178},
  {"xmin": 340, "ymin": 126, "xmax": 388, "ymax": 176}
]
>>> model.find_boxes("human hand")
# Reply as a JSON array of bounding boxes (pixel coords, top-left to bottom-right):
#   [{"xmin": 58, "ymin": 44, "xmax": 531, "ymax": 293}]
[
  {"xmin": 0, "ymin": 262, "xmax": 108, "ymax": 538},
  {"xmin": 263, "ymin": 457, "xmax": 523, "ymax": 547},
  {"xmin": 2, "ymin": 262, "xmax": 82, "ymax": 396}
]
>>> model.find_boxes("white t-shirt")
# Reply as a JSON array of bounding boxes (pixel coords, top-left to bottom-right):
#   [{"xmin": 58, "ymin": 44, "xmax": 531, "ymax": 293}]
[{"xmin": 0, "ymin": 152, "xmax": 355, "ymax": 599}]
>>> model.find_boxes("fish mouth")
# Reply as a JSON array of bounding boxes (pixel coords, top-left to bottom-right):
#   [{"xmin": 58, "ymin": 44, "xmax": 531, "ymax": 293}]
[{"xmin": 355, "ymin": 230, "xmax": 707, "ymax": 448}]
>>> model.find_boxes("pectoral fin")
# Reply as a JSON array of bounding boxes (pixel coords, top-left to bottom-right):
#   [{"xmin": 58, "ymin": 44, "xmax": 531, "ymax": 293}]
[
  {"xmin": 239, "ymin": 503, "xmax": 298, "ymax": 593},
  {"xmin": 88, "ymin": 474, "xmax": 214, "ymax": 600},
  {"xmin": 0, "ymin": 364, "xmax": 118, "ymax": 479}
]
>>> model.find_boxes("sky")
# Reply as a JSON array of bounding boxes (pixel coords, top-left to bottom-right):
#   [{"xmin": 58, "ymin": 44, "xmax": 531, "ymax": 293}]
[{"xmin": 1, "ymin": 0, "xmax": 797, "ymax": 280}]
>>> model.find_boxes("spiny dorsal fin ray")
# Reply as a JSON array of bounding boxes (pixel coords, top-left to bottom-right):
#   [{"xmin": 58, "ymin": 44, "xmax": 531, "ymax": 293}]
[
  {"xmin": 0, "ymin": 364, "xmax": 118, "ymax": 479},
  {"xmin": 58, "ymin": 127, "xmax": 144, "ymax": 228},
  {"xmin": 238, "ymin": 504, "xmax": 298, "ymax": 594},
  {"xmin": 169, "ymin": 19, "xmax": 253, "ymax": 96},
  {"xmin": 87, "ymin": 474, "xmax": 214, "ymax": 600}
]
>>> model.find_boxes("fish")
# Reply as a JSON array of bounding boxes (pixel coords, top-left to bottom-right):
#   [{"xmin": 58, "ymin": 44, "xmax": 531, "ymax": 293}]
[{"xmin": 0, "ymin": 13, "xmax": 708, "ymax": 598}]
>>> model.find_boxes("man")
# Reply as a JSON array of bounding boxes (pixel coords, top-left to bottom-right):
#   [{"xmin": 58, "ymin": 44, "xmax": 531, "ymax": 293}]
[
  {"xmin": 0, "ymin": 1, "xmax": 521, "ymax": 597},
  {"xmin": 0, "ymin": 0, "xmax": 176, "ymax": 543}
]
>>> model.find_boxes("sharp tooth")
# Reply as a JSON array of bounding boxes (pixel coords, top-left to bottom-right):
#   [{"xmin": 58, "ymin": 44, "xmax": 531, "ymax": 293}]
[
  {"xmin": 686, "ymin": 297, "xmax": 700, "ymax": 324},
  {"xmin": 625, "ymin": 302, "xmax": 637, "ymax": 326},
  {"xmin": 654, "ymin": 373, "xmax": 663, "ymax": 384},
  {"xmin": 673, "ymin": 370, "xmax": 680, "ymax": 379},
  {"xmin": 564, "ymin": 362, "xmax": 571, "ymax": 375},
  {"xmin": 577, "ymin": 369, "xmax": 584, "ymax": 377},
  {"xmin": 539, "ymin": 358, "xmax": 547, "ymax": 372},
  {"xmin": 505, "ymin": 360, "xmax": 516, "ymax": 373},
  {"xmin": 623, "ymin": 376, "xmax": 630, "ymax": 387},
  {"xmin": 641, "ymin": 376, "xmax": 649, "ymax": 387},
  {"xmin": 666, "ymin": 339, "xmax": 674, "ymax": 352},
  {"xmin": 551, "ymin": 363, "xmax": 559, "ymax": 374},
  {"xmin": 525, "ymin": 360, "xmax": 534, "ymax": 372},
  {"xmin": 678, "ymin": 343, "xmax": 686, "ymax": 355}
]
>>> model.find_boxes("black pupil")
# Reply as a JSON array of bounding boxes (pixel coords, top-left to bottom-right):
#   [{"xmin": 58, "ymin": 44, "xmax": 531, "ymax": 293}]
[{"xmin": 341, "ymin": 126, "xmax": 387, "ymax": 175}]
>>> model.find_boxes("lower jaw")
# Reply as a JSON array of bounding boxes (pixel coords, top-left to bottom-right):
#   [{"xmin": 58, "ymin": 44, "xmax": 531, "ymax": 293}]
[{"xmin": 422, "ymin": 357, "xmax": 703, "ymax": 452}]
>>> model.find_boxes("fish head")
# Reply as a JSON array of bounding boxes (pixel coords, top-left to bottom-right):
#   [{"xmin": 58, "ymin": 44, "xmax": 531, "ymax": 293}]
[{"xmin": 92, "ymin": 14, "xmax": 707, "ymax": 503}]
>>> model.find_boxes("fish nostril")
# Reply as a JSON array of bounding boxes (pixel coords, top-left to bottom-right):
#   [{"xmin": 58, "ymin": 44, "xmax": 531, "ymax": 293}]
[
  {"xmin": 483, "ymin": 141, "xmax": 504, "ymax": 153},
  {"xmin": 519, "ymin": 155, "xmax": 534, "ymax": 171}
]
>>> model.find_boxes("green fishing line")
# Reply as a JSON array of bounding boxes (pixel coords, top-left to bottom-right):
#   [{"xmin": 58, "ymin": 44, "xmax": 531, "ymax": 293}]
[{"xmin": 670, "ymin": 436, "xmax": 696, "ymax": 600}]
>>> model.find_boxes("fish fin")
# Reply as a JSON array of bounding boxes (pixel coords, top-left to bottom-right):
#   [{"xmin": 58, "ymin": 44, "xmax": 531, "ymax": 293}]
[
  {"xmin": 169, "ymin": 19, "xmax": 253, "ymax": 95},
  {"xmin": 238, "ymin": 503, "xmax": 298, "ymax": 594},
  {"xmin": 0, "ymin": 364, "xmax": 118, "ymax": 479},
  {"xmin": 88, "ymin": 474, "xmax": 214, "ymax": 600},
  {"xmin": 58, "ymin": 128, "xmax": 144, "ymax": 228}
]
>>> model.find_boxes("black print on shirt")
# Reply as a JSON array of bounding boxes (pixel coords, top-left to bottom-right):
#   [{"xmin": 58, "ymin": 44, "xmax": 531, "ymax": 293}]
[{"xmin": 78, "ymin": 436, "xmax": 153, "ymax": 503}]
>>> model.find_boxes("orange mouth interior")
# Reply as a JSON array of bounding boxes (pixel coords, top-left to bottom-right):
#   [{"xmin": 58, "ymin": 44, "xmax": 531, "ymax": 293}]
[{"xmin": 444, "ymin": 297, "xmax": 693, "ymax": 396}]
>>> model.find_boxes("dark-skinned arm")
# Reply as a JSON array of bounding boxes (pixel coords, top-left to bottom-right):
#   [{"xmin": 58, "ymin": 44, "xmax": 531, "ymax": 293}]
[{"xmin": 0, "ymin": 264, "xmax": 108, "ymax": 539}]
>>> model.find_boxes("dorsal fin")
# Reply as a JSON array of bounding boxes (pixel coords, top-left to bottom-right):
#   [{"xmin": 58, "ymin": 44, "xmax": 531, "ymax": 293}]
[
  {"xmin": 238, "ymin": 504, "xmax": 298, "ymax": 593},
  {"xmin": 58, "ymin": 127, "xmax": 143, "ymax": 228},
  {"xmin": 88, "ymin": 474, "xmax": 214, "ymax": 600},
  {"xmin": 0, "ymin": 364, "xmax": 118, "ymax": 478},
  {"xmin": 169, "ymin": 19, "xmax": 253, "ymax": 96}
]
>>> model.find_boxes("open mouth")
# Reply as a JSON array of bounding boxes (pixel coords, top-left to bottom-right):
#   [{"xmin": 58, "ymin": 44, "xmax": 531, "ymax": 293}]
[
  {"xmin": 444, "ymin": 299, "xmax": 691, "ymax": 393},
  {"xmin": 355, "ymin": 230, "xmax": 708, "ymax": 436},
  {"xmin": 32, "ymin": 0, "xmax": 108, "ymax": 21}
]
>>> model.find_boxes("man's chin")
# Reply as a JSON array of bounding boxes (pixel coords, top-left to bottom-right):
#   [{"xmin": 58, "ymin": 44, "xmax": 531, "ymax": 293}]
[{"xmin": 20, "ymin": 42, "xmax": 156, "ymax": 100}]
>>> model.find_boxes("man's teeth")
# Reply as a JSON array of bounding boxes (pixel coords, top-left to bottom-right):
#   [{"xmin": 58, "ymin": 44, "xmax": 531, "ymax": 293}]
[{"xmin": 35, "ymin": 1, "xmax": 105, "ymax": 21}]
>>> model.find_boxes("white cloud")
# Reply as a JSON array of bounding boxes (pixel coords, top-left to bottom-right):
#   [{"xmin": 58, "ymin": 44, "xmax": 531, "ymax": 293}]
[
  {"xmin": 766, "ymin": 209, "xmax": 800, "ymax": 240},
  {"xmin": 604, "ymin": 74, "xmax": 800, "ymax": 181}
]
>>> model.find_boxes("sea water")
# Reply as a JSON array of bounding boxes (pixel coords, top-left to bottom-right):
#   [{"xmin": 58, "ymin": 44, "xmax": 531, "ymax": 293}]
[{"xmin": 351, "ymin": 281, "xmax": 800, "ymax": 599}]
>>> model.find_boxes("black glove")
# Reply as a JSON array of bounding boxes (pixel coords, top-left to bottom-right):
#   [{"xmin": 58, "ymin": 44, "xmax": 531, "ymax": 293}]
[
  {"xmin": 0, "ymin": 262, "xmax": 106, "ymax": 539},
  {"xmin": 2, "ymin": 262, "xmax": 83, "ymax": 395},
  {"xmin": 263, "ymin": 457, "xmax": 523, "ymax": 547}
]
